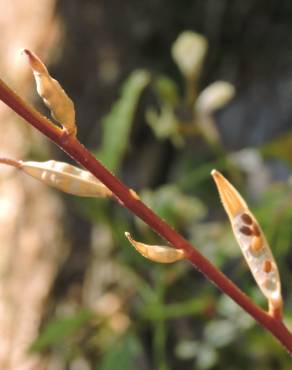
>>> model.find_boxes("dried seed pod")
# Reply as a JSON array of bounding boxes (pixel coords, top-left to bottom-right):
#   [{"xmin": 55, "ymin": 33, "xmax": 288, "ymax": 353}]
[
  {"xmin": 0, "ymin": 157, "xmax": 112, "ymax": 198},
  {"xmin": 23, "ymin": 49, "xmax": 77, "ymax": 136},
  {"xmin": 211, "ymin": 169, "xmax": 282, "ymax": 316},
  {"xmin": 125, "ymin": 232, "xmax": 185, "ymax": 263}
]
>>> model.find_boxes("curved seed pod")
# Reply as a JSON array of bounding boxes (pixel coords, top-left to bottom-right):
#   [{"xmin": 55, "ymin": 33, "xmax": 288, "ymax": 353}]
[
  {"xmin": 23, "ymin": 49, "xmax": 77, "ymax": 136},
  {"xmin": 211, "ymin": 169, "xmax": 282, "ymax": 317},
  {"xmin": 125, "ymin": 232, "xmax": 185, "ymax": 263},
  {"xmin": 0, "ymin": 158, "xmax": 112, "ymax": 198}
]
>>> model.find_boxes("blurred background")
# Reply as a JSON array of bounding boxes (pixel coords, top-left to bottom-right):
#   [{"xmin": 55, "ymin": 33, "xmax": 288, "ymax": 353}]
[{"xmin": 0, "ymin": 0, "xmax": 292, "ymax": 369}]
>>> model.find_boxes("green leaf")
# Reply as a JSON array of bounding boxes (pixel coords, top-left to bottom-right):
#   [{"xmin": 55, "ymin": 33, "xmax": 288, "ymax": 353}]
[
  {"xmin": 152, "ymin": 75, "xmax": 180, "ymax": 107},
  {"xmin": 146, "ymin": 105, "xmax": 184, "ymax": 146},
  {"xmin": 96, "ymin": 70, "xmax": 150, "ymax": 171},
  {"xmin": 100, "ymin": 333, "xmax": 143, "ymax": 370},
  {"xmin": 146, "ymin": 75, "xmax": 183, "ymax": 145},
  {"xmin": 30, "ymin": 310, "xmax": 92, "ymax": 352}
]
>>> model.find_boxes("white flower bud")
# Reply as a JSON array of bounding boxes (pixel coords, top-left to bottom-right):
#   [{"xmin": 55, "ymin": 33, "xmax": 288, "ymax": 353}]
[
  {"xmin": 171, "ymin": 31, "xmax": 208, "ymax": 79},
  {"xmin": 196, "ymin": 81, "xmax": 235, "ymax": 114}
]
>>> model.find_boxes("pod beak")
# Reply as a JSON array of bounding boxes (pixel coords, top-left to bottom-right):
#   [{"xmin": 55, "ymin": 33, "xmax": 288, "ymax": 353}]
[
  {"xmin": 22, "ymin": 49, "xmax": 48, "ymax": 74},
  {"xmin": 211, "ymin": 169, "xmax": 247, "ymax": 219}
]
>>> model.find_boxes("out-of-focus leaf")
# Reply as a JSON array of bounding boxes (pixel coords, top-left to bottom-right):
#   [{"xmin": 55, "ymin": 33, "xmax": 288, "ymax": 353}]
[
  {"xmin": 140, "ymin": 184, "xmax": 206, "ymax": 228},
  {"xmin": 196, "ymin": 344, "xmax": 218, "ymax": 369},
  {"xmin": 141, "ymin": 297, "xmax": 210, "ymax": 320},
  {"xmin": 253, "ymin": 184, "xmax": 292, "ymax": 242},
  {"xmin": 176, "ymin": 340, "xmax": 218, "ymax": 368},
  {"xmin": 146, "ymin": 75, "xmax": 183, "ymax": 146},
  {"xmin": 189, "ymin": 221, "xmax": 237, "ymax": 267},
  {"xmin": 96, "ymin": 70, "xmax": 150, "ymax": 171},
  {"xmin": 99, "ymin": 333, "xmax": 143, "ymax": 370},
  {"xmin": 30, "ymin": 310, "xmax": 92, "ymax": 352},
  {"xmin": 261, "ymin": 132, "xmax": 292, "ymax": 165},
  {"xmin": 146, "ymin": 105, "xmax": 184, "ymax": 146},
  {"xmin": 252, "ymin": 184, "xmax": 292, "ymax": 263},
  {"xmin": 175, "ymin": 340, "xmax": 199, "ymax": 360},
  {"xmin": 152, "ymin": 75, "xmax": 180, "ymax": 107},
  {"xmin": 217, "ymin": 296, "xmax": 254, "ymax": 330},
  {"xmin": 204, "ymin": 320, "xmax": 236, "ymax": 348}
]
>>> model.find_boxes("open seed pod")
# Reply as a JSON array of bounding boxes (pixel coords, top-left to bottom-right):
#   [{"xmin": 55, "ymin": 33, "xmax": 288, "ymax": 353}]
[
  {"xmin": 211, "ymin": 169, "xmax": 282, "ymax": 317},
  {"xmin": 0, "ymin": 158, "xmax": 112, "ymax": 198}
]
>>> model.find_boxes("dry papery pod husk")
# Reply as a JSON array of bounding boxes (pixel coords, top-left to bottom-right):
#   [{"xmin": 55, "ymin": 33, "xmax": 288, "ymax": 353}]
[
  {"xmin": 23, "ymin": 49, "xmax": 77, "ymax": 136},
  {"xmin": 0, "ymin": 158, "xmax": 112, "ymax": 198},
  {"xmin": 125, "ymin": 232, "xmax": 185, "ymax": 263},
  {"xmin": 211, "ymin": 169, "xmax": 283, "ymax": 317}
]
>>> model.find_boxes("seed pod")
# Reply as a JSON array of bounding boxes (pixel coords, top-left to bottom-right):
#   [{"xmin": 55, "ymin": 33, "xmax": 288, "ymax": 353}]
[
  {"xmin": 23, "ymin": 49, "xmax": 77, "ymax": 136},
  {"xmin": 0, "ymin": 157, "xmax": 112, "ymax": 198},
  {"xmin": 125, "ymin": 232, "xmax": 185, "ymax": 263},
  {"xmin": 211, "ymin": 169, "xmax": 282, "ymax": 317}
]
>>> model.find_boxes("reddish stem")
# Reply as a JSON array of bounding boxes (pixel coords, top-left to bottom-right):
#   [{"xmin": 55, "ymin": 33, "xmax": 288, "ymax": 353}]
[{"xmin": 0, "ymin": 77, "xmax": 292, "ymax": 352}]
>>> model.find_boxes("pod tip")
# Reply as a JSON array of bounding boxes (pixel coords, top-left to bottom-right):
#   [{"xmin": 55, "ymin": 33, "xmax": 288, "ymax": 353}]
[{"xmin": 211, "ymin": 169, "xmax": 218, "ymax": 177}]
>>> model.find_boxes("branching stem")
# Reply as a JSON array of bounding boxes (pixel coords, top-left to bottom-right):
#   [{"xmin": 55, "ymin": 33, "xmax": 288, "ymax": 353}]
[{"xmin": 0, "ymin": 77, "xmax": 291, "ymax": 353}]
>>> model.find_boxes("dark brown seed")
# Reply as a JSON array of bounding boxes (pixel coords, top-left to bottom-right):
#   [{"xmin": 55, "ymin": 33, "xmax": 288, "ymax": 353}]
[
  {"xmin": 241, "ymin": 213, "xmax": 253, "ymax": 225},
  {"xmin": 252, "ymin": 224, "xmax": 261, "ymax": 237},
  {"xmin": 263, "ymin": 260, "xmax": 272, "ymax": 273},
  {"xmin": 239, "ymin": 226, "xmax": 253, "ymax": 236}
]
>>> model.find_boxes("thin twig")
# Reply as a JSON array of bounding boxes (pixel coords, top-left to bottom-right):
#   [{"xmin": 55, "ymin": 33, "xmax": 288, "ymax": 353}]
[{"xmin": 0, "ymin": 77, "xmax": 291, "ymax": 352}]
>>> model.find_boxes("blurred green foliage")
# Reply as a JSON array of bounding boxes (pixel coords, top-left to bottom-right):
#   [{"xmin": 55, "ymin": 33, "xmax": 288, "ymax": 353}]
[
  {"xmin": 96, "ymin": 70, "xmax": 150, "ymax": 172},
  {"xmin": 100, "ymin": 333, "xmax": 143, "ymax": 370},
  {"xmin": 30, "ymin": 310, "xmax": 93, "ymax": 353},
  {"xmin": 32, "ymin": 32, "xmax": 292, "ymax": 370}
]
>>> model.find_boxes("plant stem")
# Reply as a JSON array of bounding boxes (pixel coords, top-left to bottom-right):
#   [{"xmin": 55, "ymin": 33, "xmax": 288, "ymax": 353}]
[
  {"xmin": 0, "ymin": 77, "xmax": 292, "ymax": 352},
  {"xmin": 153, "ymin": 268, "xmax": 168, "ymax": 370}
]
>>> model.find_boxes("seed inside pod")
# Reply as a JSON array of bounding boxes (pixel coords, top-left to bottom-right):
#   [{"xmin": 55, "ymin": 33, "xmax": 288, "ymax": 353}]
[
  {"xmin": 263, "ymin": 260, "xmax": 272, "ymax": 273},
  {"xmin": 241, "ymin": 213, "xmax": 253, "ymax": 225},
  {"xmin": 250, "ymin": 236, "xmax": 263, "ymax": 253},
  {"xmin": 262, "ymin": 278, "xmax": 277, "ymax": 292},
  {"xmin": 239, "ymin": 226, "xmax": 253, "ymax": 236},
  {"xmin": 252, "ymin": 224, "xmax": 261, "ymax": 237}
]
